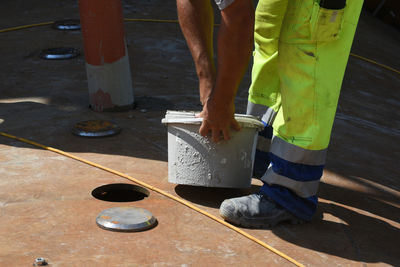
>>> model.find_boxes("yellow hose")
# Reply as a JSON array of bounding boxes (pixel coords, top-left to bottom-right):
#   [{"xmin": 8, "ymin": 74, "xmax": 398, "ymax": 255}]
[
  {"xmin": 0, "ymin": 21, "xmax": 53, "ymax": 33},
  {"xmin": 350, "ymin": 53, "xmax": 400, "ymax": 75},
  {"xmin": 0, "ymin": 131, "xmax": 305, "ymax": 267}
]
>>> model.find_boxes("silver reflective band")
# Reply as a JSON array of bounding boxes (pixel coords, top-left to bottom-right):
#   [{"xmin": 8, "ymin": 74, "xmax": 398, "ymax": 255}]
[
  {"xmin": 270, "ymin": 136, "xmax": 327, "ymax": 166},
  {"xmin": 214, "ymin": 0, "xmax": 236, "ymax": 10},
  {"xmin": 246, "ymin": 101, "xmax": 277, "ymax": 126},
  {"xmin": 262, "ymin": 170, "xmax": 320, "ymax": 198},
  {"xmin": 257, "ymin": 135, "xmax": 271, "ymax": 153}
]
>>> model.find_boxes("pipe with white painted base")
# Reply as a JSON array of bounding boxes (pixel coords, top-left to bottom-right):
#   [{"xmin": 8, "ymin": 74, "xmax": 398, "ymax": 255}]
[{"xmin": 79, "ymin": 0, "xmax": 134, "ymax": 111}]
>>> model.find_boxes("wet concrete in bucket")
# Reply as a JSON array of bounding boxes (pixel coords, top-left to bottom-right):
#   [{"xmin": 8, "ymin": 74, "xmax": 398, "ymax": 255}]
[{"xmin": 0, "ymin": 0, "xmax": 399, "ymax": 266}]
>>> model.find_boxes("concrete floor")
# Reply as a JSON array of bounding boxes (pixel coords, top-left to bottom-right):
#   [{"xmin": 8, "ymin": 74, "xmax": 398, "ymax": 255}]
[{"xmin": 0, "ymin": 0, "xmax": 399, "ymax": 266}]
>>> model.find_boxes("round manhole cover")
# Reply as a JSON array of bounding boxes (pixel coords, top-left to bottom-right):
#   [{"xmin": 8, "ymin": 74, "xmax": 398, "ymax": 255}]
[
  {"xmin": 92, "ymin": 183, "xmax": 149, "ymax": 202},
  {"xmin": 72, "ymin": 120, "xmax": 121, "ymax": 137},
  {"xmin": 52, "ymin": 19, "xmax": 81, "ymax": 31},
  {"xmin": 96, "ymin": 207, "xmax": 157, "ymax": 232},
  {"xmin": 40, "ymin": 47, "xmax": 80, "ymax": 60}
]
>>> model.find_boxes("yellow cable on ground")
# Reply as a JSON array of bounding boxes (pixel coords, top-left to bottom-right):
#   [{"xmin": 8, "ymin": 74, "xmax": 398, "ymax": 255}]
[
  {"xmin": 0, "ymin": 21, "xmax": 53, "ymax": 33},
  {"xmin": 350, "ymin": 53, "xmax": 400, "ymax": 75},
  {"xmin": 0, "ymin": 131, "xmax": 304, "ymax": 267}
]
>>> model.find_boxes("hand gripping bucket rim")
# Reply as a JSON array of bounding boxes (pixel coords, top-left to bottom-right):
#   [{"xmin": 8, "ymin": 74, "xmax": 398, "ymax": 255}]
[{"xmin": 162, "ymin": 110, "xmax": 265, "ymax": 128}]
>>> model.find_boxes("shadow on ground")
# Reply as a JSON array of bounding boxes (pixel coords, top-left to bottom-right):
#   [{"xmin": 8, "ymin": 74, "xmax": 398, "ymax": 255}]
[
  {"xmin": 174, "ymin": 184, "xmax": 261, "ymax": 208},
  {"xmin": 274, "ymin": 200, "xmax": 399, "ymax": 266}
]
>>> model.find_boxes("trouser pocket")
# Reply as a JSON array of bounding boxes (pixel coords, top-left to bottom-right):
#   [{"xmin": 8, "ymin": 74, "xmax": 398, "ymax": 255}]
[
  {"xmin": 319, "ymin": 0, "xmax": 346, "ymax": 10},
  {"xmin": 311, "ymin": 1, "xmax": 345, "ymax": 42},
  {"xmin": 280, "ymin": 0, "xmax": 345, "ymax": 43}
]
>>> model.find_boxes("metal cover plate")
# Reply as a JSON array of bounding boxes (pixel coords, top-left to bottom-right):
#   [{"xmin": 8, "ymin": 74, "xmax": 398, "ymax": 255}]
[
  {"xmin": 52, "ymin": 19, "xmax": 81, "ymax": 31},
  {"xmin": 96, "ymin": 207, "xmax": 157, "ymax": 232},
  {"xmin": 72, "ymin": 120, "xmax": 121, "ymax": 137},
  {"xmin": 40, "ymin": 47, "xmax": 80, "ymax": 60}
]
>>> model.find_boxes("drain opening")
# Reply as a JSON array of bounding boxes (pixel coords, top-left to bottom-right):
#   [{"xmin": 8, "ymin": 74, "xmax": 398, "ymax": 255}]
[
  {"xmin": 72, "ymin": 120, "xmax": 121, "ymax": 138},
  {"xmin": 52, "ymin": 19, "xmax": 81, "ymax": 31},
  {"xmin": 40, "ymin": 47, "xmax": 80, "ymax": 60},
  {"xmin": 92, "ymin": 183, "xmax": 149, "ymax": 202}
]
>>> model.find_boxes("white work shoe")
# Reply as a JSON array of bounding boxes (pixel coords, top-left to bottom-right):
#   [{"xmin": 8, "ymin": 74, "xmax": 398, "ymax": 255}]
[{"xmin": 219, "ymin": 194, "xmax": 305, "ymax": 228}]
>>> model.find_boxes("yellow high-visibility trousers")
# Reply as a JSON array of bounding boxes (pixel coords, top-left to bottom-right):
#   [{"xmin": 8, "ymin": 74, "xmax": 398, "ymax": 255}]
[{"xmin": 247, "ymin": 0, "xmax": 364, "ymax": 220}]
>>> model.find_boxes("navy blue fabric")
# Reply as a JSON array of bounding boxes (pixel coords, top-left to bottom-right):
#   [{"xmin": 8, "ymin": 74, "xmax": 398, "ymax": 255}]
[
  {"xmin": 255, "ymin": 131, "xmax": 323, "ymax": 220},
  {"xmin": 253, "ymin": 123, "xmax": 273, "ymax": 178},
  {"xmin": 269, "ymin": 153, "xmax": 324, "ymax": 182},
  {"xmin": 260, "ymin": 183, "xmax": 317, "ymax": 221},
  {"xmin": 253, "ymin": 150, "xmax": 270, "ymax": 178},
  {"xmin": 259, "ymin": 123, "xmax": 273, "ymax": 138}
]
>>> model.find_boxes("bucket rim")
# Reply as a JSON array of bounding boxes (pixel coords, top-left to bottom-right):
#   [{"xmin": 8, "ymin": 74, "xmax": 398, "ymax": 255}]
[{"xmin": 162, "ymin": 110, "xmax": 264, "ymax": 130}]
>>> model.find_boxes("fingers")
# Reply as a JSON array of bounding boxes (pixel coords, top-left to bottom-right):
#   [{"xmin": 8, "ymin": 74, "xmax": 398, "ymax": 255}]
[
  {"xmin": 200, "ymin": 122, "xmax": 241, "ymax": 143},
  {"xmin": 210, "ymin": 129, "xmax": 220, "ymax": 143},
  {"xmin": 199, "ymin": 120, "xmax": 209, "ymax": 138},
  {"xmin": 222, "ymin": 119, "xmax": 240, "ymax": 141},
  {"xmin": 199, "ymin": 120, "xmax": 223, "ymax": 143},
  {"xmin": 199, "ymin": 116, "xmax": 241, "ymax": 143},
  {"xmin": 231, "ymin": 118, "xmax": 241, "ymax": 131},
  {"xmin": 222, "ymin": 128, "xmax": 231, "ymax": 141}
]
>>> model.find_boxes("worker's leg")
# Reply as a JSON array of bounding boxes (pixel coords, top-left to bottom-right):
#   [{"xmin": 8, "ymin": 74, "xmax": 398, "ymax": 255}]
[
  {"xmin": 221, "ymin": 0, "xmax": 364, "ymax": 227},
  {"xmin": 176, "ymin": 0, "xmax": 215, "ymax": 105},
  {"xmin": 247, "ymin": 0, "xmax": 289, "ymax": 178},
  {"xmin": 247, "ymin": 0, "xmax": 288, "ymax": 178},
  {"xmin": 248, "ymin": 0, "xmax": 289, "ymax": 119},
  {"xmin": 263, "ymin": 0, "xmax": 364, "ymax": 221}
]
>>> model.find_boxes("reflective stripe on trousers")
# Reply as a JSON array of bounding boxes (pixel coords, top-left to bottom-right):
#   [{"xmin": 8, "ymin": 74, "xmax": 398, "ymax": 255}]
[{"xmin": 247, "ymin": 0, "xmax": 364, "ymax": 221}]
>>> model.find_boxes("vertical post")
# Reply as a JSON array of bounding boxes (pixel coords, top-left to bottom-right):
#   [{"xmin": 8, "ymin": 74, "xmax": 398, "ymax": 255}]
[{"xmin": 79, "ymin": 0, "xmax": 134, "ymax": 111}]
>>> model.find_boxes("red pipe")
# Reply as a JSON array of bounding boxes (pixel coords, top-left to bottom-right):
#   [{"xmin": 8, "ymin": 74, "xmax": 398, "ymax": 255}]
[{"xmin": 79, "ymin": 0, "xmax": 134, "ymax": 111}]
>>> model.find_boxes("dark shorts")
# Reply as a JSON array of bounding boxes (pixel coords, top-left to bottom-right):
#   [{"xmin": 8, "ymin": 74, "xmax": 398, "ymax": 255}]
[{"xmin": 214, "ymin": 0, "xmax": 235, "ymax": 10}]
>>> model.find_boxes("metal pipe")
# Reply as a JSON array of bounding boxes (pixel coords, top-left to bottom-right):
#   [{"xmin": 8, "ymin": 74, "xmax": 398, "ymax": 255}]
[{"xmin": 78, "ymin": 0, "xmax": 134, "ymax": 111}]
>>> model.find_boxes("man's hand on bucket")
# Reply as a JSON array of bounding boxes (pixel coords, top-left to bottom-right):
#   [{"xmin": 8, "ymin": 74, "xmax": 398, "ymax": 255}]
[{"xmin": 197, "ymin": 96, "xmax": 241, "ymax": 143}]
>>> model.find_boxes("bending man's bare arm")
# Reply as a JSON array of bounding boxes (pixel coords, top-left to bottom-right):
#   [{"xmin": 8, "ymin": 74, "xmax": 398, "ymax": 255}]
[
  {"xmin": 200, "ymin": 0, "xmax": 254, "ymax": 143},
  {"xmin": 176, "ymin": 0, "xmax": 215, "ymax": 106}
]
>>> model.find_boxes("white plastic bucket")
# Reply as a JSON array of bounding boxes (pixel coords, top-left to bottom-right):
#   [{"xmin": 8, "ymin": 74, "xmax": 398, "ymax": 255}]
[{"xmin": 162, "ymin": 110, "xmax": 264, "ymax": 188}]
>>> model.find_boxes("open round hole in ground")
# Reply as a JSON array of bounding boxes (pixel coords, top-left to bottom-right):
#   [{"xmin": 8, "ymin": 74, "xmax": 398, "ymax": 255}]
[{"xmin": 92, "ymin": 183, "xmax": 149, "ymax": 202}]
